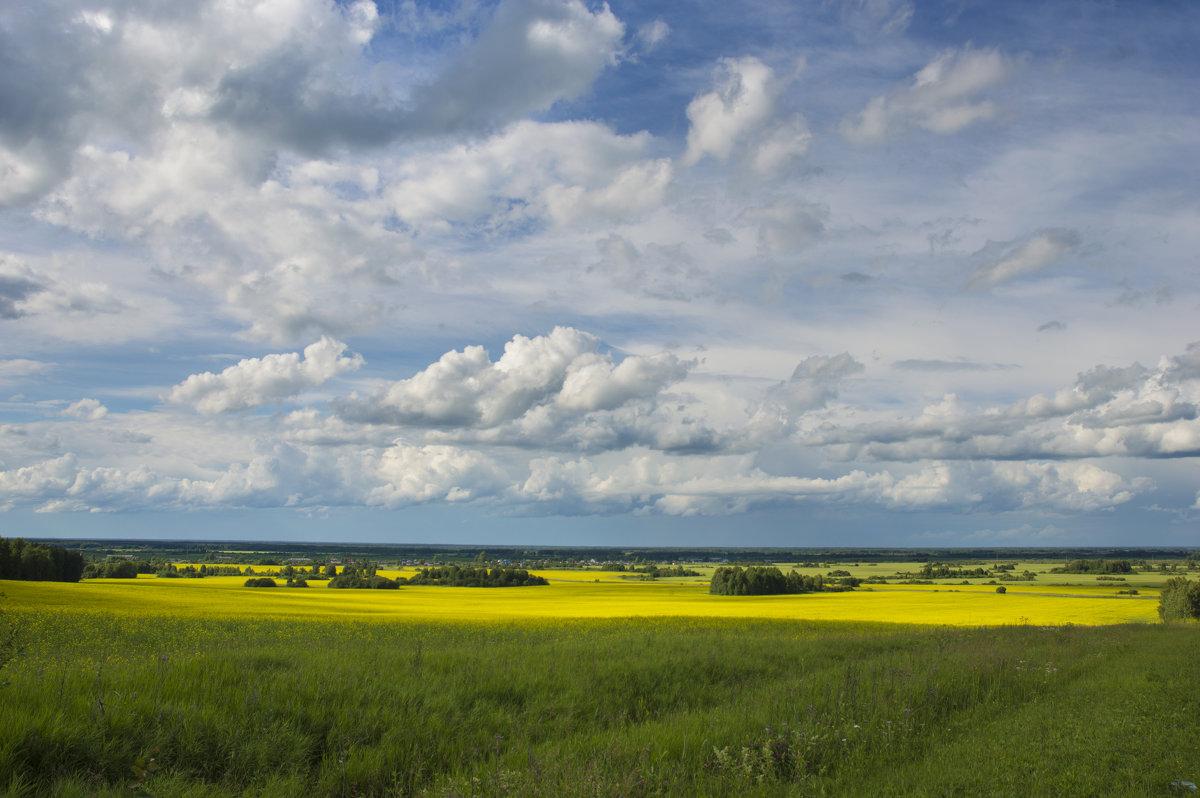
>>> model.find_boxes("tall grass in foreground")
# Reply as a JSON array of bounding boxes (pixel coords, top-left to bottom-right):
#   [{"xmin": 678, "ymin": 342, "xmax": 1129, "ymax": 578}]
[{"xmin": 1, "ymin": 610, "xmax": 1197, "ymax": 796}]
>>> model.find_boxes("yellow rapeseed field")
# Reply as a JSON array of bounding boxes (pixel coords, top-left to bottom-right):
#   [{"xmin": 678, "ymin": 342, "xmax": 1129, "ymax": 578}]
[{"xmin": 1, "ymin": 569, "xmax": 1159, "ymax": 626}]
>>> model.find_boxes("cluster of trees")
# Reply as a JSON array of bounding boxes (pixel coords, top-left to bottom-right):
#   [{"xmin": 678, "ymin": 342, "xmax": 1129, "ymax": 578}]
[
  {"xmin": 0, "ymin": 538, "xmax": 85, "ymax": 582},
  {"xmin": 243, "ymin": 577, "xmax": 312, "ymax": 588},
  {"xmin": 996, "ymin": 570, "xmax": 1038, "ymax": 581},
  {"xmin": 327, "ymin": 564, "xmax": 400, "ymax": 590},
  {"xmin": 709, "ymin": 566, "xmax": 854, "ymax": 596},
  {"xmin": 893, "ymin": 562, "xmax": 1001, "ymax": 580},
  {"xmin": 84, "ymin": 560, "xmax": 140, "ymax": 579},
  {"xmin": 406, "ymin": 566, "xmax": 548, "ymax": 587},
  {"xmin": 1159, "ymin": 577, "xmax": 1200, "ymax": 621},
  {"xmin": 1051, "ymin": 559, "xmax": 1133, "ymax": 574},
  {"xmin": 916, "ymin": 563, "xmax": 993, "ymax": 579}
]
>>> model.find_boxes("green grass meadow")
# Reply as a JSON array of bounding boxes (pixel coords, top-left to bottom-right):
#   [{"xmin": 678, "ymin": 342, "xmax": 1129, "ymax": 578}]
[{"xmin": 2, "ymin": 604, "xmax": 1198, "ymax": 797}]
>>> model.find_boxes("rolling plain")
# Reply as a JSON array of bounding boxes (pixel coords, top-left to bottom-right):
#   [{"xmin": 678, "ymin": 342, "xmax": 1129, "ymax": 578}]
[{"xmin": 1, "ymin": 558, "xmax": 1197, "ymax": 796}]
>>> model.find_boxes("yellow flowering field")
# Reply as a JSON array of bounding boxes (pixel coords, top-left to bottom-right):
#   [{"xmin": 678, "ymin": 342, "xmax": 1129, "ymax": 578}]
[{"xmin": 1, "ymin": 568, "xmax": 1158, "ymax": 626}]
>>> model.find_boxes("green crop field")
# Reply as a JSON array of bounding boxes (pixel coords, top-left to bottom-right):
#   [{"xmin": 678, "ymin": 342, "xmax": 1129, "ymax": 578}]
[{"xmin": 1, "ymin": 562, "xmax": 1198, "ymax": 796}]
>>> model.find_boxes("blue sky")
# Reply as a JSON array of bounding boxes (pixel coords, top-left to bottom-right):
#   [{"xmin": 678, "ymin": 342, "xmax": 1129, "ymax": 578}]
[{"xmin": 1, "ymin": 0, "xmax": 1198, "ymax": 547}]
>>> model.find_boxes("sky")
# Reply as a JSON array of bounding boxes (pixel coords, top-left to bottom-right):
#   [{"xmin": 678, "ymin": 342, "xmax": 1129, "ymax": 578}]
[{"xmin": 1, "ymin": 0, "xmax": 1198, "ymax": 548}]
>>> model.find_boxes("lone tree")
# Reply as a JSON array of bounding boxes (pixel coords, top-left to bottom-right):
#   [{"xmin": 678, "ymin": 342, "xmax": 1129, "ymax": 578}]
[{"xmin": 1158, "ymin": 577, "xmax": 1200, "ymax": 622}]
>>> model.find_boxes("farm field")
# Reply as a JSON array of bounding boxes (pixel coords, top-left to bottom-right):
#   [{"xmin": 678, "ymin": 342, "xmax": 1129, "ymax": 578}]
[
  {"xmin": 0, "ymin": 564, "xmax": 1160, "ymax": 626},
  {"xmin": 1, "ymin": 561, "xmax": 1197, "ymax": 796}
]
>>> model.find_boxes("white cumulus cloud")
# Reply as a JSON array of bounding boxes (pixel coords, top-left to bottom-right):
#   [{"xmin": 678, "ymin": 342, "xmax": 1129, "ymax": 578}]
[
  {"xmin": 168, "ymin": 337, "xmax": 363, "ymax": 415},
  {"xmin": 62, "ymin": 398, "xmax": 108, "ymax": 421},
  {"xmin": 337, "ymin": 327, "xmax": 692, "ymax": 433},
  {"xmin": 683, "ymin": 57, "xmax": 781, "ymax": 165}
]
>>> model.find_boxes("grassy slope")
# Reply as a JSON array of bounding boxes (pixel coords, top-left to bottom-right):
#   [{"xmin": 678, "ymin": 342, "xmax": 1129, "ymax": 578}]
[{"xmin": 1, "ymin": 600, "xmax": 1197, "ymax": 797}]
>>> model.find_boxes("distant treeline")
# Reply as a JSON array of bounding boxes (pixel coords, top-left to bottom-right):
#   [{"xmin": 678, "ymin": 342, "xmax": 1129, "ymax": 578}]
[
  {"xmin": 915, "ymin": 563, "xmax": 992, "ymax": 579},
  {"xmin": 600, "ymin": 563, "xmax": 702, "ymax": 577},
  {"xmin": 85, "ymin": 561, "xmax": 248, "ymax": 579},
  {"xmin": 240, "ymin": 565, "xmax": 552, "ymax": 589},
  {"xmin": 0, "ymin": 537, "xmax": 85, "ymax": 582},
  {"xmin": 312, "ymin": 564, "xmax": 547, "ymax": 589},
  {"xmin": 35, "ymin": 538, "xmax": 1200, "ymax": 567},
  {"xmin": 159, "ymin": 564, "xmax": 249, "ymax": 578},
  {"xmin": 1050, "ymin": 559, "xmax": 1134, "ymax": 575},
  {"xmin": 709, "ymin": 566, "xmax": 856, "ymax": 596}
]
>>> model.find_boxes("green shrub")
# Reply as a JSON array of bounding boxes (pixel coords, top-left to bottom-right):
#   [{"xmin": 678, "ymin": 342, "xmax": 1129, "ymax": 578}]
[{"xmin": 1158, "ymin": 577, "xmax": 1200, "ymax": 621}]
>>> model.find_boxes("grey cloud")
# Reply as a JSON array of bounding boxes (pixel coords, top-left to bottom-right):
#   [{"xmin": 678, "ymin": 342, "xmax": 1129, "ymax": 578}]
[
  {"xmin": 966, "ymin": 228, "xmax": 1080, "ymax": 290},
  {"xmin": 839, "ymin": 0, "xmax": 914, "ymax": 40},
  {"xmin": 0, "ymin": 259, "xmax": 123, "ymax": 320},
  {"xmin": 411, "ymin": 0, "xmax": 624, "ymax": 136},
  {"xmin": 1, "ymin": 0, "xmax": 626, "ymax": 208},
  {"xmin": 703, "ymin": 228, "xmax": 734, "ymax": 246},
  {"xmin": 894, "ymin": 359, "xmax": 1018, "ymax": 372},
  {"xmin": 1115, "ymin": 284, "xmax": 1173, "ymax": 306},
  {"xmin": 1037, "ymin": 320, "xmax": 1066, "ymax": 332},
  {"xmin": 1075, "ymin": 399, "xmax": 1198, "ymax": 430},
  {"xmin": 209, "ymin": 51, "xmax": 405, "ymax": 156},
  {"xmin": 841, "ymin": 46, "xmax": 1015, "ymax": 144},
  {"xmin": 1167, "ymin": 342, "xmax": 1200, "ymax": 381},
  {"xmin": 741, "ymin": 200, "xmax": 827, "ymax": 256},
  {"xmin": 590, "ymin": 235, "xmax": 710, "ymax": 301},
  {"xmin": 0, "ymin": 274, "xmax": 44, "ymax": 319},
  {"xmin": 753, "ymin": 353, "xmax": 865, "ymax": 435},
  {"xmin": 791, "ymin": 352, "xmax": 865, "ymax": 384},
  {"xmin": 0, "ymin": 5, "xmax": 96, "ymax": 203},
  {"xmin": 1073, "ymin": 363, "xmax": 1149, "ymax": 398}
]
